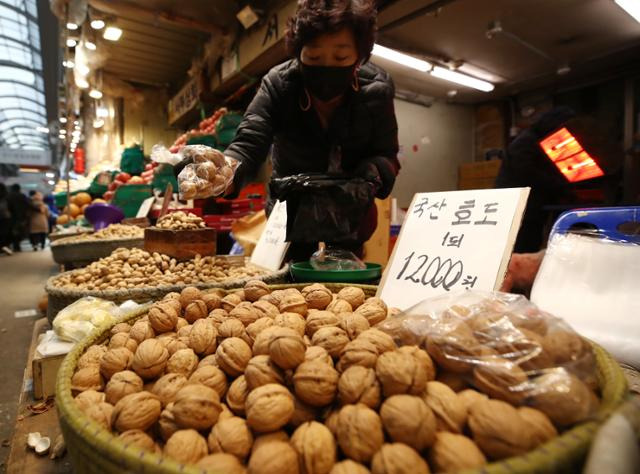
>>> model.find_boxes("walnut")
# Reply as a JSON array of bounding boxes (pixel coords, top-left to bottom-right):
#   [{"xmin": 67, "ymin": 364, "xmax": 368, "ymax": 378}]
[
  {"xmin": 177, "ymin": 324, "xmax": 192, "ymax": 338},
  {"xmin": 468, "ymin": 398, "xmax": 532, "ymax": 459},
  {"xmin": 364, "ymin": 296, "xmax": 387, "ymax": 312},
  {"xmin": 71, "ymin": 365, "xmax": 104, "ymax": 392},
  {"xmin": 129, "ymin": 320, "xmax": 155, "ymax": 343},
  {"xmin": 305, "ymin": 346, "xmax": 334, "ymax": 366},
  {"xmin": 179, "ymin": 287, "xmax": 202, "ymax": 309},
  {"xmin": 218, "ymin": 318, "xmax": 251, "ymax": 345},
  {"xmin": 165, "ymin": 348, "xmax": 198, "ymax": 377},
  {"xmin": 246, "ymin": 317, "xmax": 274, "ymax": 344},
  {"xmin": 291, "ymin": 421, "xmax": 336, "ymax": 474},
  {"xmin": 164, "ymin": 429, "xmax": 208, "ymax": 464},
  {"xmin": 398, "ymin": 346, "xmax": 436, "ymax": 381},
  {"xmin": 279, "ymin": 293, "xmax": 308, "ymax": 317},
  {"xmin": 244, "ymin": 280, "xmax": 270, "ymax": 302},
  {"xmin": 336, "ymin": 404, "xmax": 384, "ymax": 463},
  {"xmin": 105, "ymin": 370, "xmax": 143, "ymax": 405},
  {"xmin": 217, "ymin": 337, "xmax": 253, "ymax": 376},
  {"xmin": 294, "ymin": 360, "xmax": 339, "ymax": 407},
  {"xmin": 208, "ymin": 416, "xmax": 253, "ymax": 460},
  {"xmin": 148, "ymin": 302, "xmax": 179, "ymax": 333},
  {"xmin": 312, "ymin": 327, "xmax": 350, "ymax": 358},
  {"xmin": 172, "ymin": 383, "xmax": 221, "ymax": 430},
  {"xmin": 371, "ymin": 443, "xmax": 429, "ymax": 474},
  {"xmin": 152, "ymin": 373, "xmax": 188, "ymax": 406},
  {"xmin": 202, "ymin": 292, "xmax": 222, "ymax": 312},
  {"xmin": 339, "ymin": 313, "xmax": 370, "ymax": 340},
  {"xmin": 259, "ymin": 289, "xmax": 285, "ymax": 306},
  {"xmin": 518, "ymin": 406, "xmax": 558, "ymax": 447},
  {"xmin": 77, "ymin": 345, "xmax": 107, "ymax": 369},
  {"xmin": 353, "ymin": 303, "xmax": 386, "ymax": 326},
  {"xmin": 111, "ymin": 323, "xmax": 131, "ymax": 336},
  {"xmin": 118, "ymin": 429, "xmax": 157, "ymax": 453},
  {"xmin": 326, "ymin": 298, "xmax": 352, "ymax": 314},
  {"xmin": 189, "ymin": 365, "xmax": 228, "ymax": 398},
  {"xmin": 306, "ymin": 311, "xmax": 341, "ymax": 337},
  {"xmin": 290, "ymin": 397, "xmax": 318, "ymax": 428},
  {"xmin": 542, "ymin": 330, "xmax": 588, "ymax": 364},
  {"xmin": 515, "ymin": 328, "xmax": 553, "ymax": 371},
  {"xmin": 74, "ymin": 390, "xmax": 105, "ymax": 412},
  {"xmin": 426, "ymin": 323, "xmax": 481, "ymax": 373},
  {"xmin": 198, "ymin": 353, "xmax": 219, "ymax": 368},
  {"xmin": 185, "ymin": 300, "xmax": 208, "ymax": 323},
  {"xmin": 527, "ymin": 369, "xmax": 597, "ymax": 426},
  {"xmin": 100, "ymin": 347, "xmax": 134, "ymax": 380},
  {"xmin": 222, "ymin": 293, "xmax": 243, "ymax": 312},
  {"xmin": 457, "ymin": 389, "xmax": 488, "ymax": 415},
  {"xmin": 85, "ymin": 402, "xmax": 114, "ymax": 430},
  {"xmin": 428, "ymin": 432, "xmax": 487, "ymax": 472},
  {"xmin": 248, "ymin": 441, "xmax": 299, "ymax": 474},
  {"xmin": 208, "ymin": 309, "xmax": 229, "ymax": 326},
  {"xmin": 473, "ymin": 358, "xmax": 528, "ymax": 405},
  {"xmin": 380, "ymin": 395, "xmax": 436, "ymax": 450},
  {"xmin": 197, "ymin": 453, "xmax": 247, "ymax": 474},
  {"xmin": 245, "ymin": 355, "xmax": 285, "ymax": 390},
  {"xmin": 166, "ymin": 338, "xmax": 189, "ymax": 356},
  {"xmin": 323, "ymin": 409, "xmax": 340, "ymax": 437},
  {"xmin": 190, "ymin": 318, "xmax": 218, "ymax": 355},
  {"xmin": 274, "ymin": 312, "xmax": 306, "ymax": 336},
  {"xmin": 330, "ymin": 460, "xmax": 370, "ymax": 474},
  {"xmin": 112, "ymin": 391, "xmax": 161, "ymax": 432},
  {"xmin": 230, "ymin": 302, "xmax": 262, "ymax": 327},
  {"xmin": 131, "ymin": 339, "xmax": 169, "ymax": 379},
  {"xmin": 252, "ymin": 326, "xmax": 281, "ymax": 355},
  {"xmin": 375, "ymin": 350, "xmax": 426, "ymax": 396},
  {"xmin": 337, "ymin": 287, "xmax": 366, "ymax": 309},
  {"xmin": 269, "ymin": 328, "xmax": 306, "ymax": 369},
  {"xmin": 422, "ymin": 381, "xmax": 467, "ymax": 433},
  {"xmin": 337, "ymin": 339, "xmax": 378, "ymax": 372},
  {"xmin": 157, "ymin": 403, "xmax": 178, "ymax": 441},
  {"xmin": 357, "ymin": 329, "xmax": 396, "ymax": 355},
  {"xmin": 245, "ymin": 383, "xmax": 295, "ymax": 432},
  {"xmin": 338, "ymin": 366, "xmax": 380, "ymax": 409},
  {"xmin": 302, "ymin": 284, "xmax": 333, "ymax": 310},
  {"xmin": 219, "ymin": 402, "xmax": 234, "ymax": 421},
  {"xmin": 163, "ymin": 294, "xmax": 183, "ymax": 314},
  {"xmin": 252, "ymin": 300, "xmax": 280, "ymax": 318},
  {"xmin": 251, "ymin": 431, "xmax": 289, "ymax": 454},
  {"xmin": 436, "ymin": 371, "xmax": 468, "ymax": 392},
  {"xmin": 226, "ymin": 375, "xmax": 249, "ymax": 416},
  {"xmin": 109, "ymin": 332, "xmax": 138, "ymax": 353}
]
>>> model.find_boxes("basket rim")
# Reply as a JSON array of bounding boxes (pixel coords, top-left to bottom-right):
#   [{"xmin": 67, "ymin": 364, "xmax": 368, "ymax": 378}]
[
  {"xmin": 51, "ymin": 236, "xmax": 144, "ymax": 248},
  {"xmin": 56, "ymin": 284, "xmax": 629, "ymax": 474}
]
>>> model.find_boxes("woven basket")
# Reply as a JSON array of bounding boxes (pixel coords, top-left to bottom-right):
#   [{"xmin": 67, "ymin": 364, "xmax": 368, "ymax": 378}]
[
  {"xmin": 45, "ymin": 264, "xmax": 289, "ymax": 323},
  {"xmin": 56, "ymin": 284, "xmax": 628, "ymax": 474},
  {"xmin": 51, "ymin": 238, "xmax": 145, "ymax": 267}
]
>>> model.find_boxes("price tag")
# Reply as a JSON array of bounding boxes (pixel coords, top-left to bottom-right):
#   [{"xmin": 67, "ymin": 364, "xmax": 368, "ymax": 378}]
[
  {"xmin": 250, "ymin": 201, "xmax": 290, "ymax": 271},
  {"xmin": 136, "ymin": 197, "xmax": 155, "ymax": 218},
  {"xmin": 378, "ymin": 187, "xmax": 530, "ymax": 310}
]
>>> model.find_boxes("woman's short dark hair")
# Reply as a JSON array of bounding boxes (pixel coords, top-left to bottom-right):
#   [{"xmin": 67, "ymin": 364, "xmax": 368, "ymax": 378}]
[{"xmin": 286, "ymin": 0, "xmax": 377, "ymax": 63}]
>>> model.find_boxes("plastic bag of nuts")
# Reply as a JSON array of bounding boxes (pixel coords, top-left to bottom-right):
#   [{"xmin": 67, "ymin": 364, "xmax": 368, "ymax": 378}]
[{"xmin": 176, "ymin": 145, "xmax": 238, "ymax": 199}]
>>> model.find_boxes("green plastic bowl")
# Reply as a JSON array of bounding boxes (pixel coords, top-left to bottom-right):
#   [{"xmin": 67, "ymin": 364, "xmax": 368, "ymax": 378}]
[{"xmin": 290, "ymin": 261, "xmax": 382, "ymax": 283}]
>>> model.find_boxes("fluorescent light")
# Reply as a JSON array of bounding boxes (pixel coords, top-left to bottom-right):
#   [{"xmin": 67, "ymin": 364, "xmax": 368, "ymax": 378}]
[
  {"xmin": 615, "ymin": 0, "xmax": 640, "ymax": 22},
  {"xmin": 60, "ymin": 117, "xmax": 67, "ymax": 124},
  {"xmin": 103, "ymin": 26, "xmax": 123, "ymax": 41},
  {"xmin": 75, "ymin": 77, "xmax": 89, "ymax": 89},
  {"xmin": 60, "ymin": 129, "xmax": 67, "ymax": 135},
  {"xmin": 372, "ymin": 44, "xmax": 431, "ymax": 72},
  {"xmin": 430, "ymin": 66, "xmax": 495, "ymax": 92},
  {"xmin": 66, "ymin": 38, "xmax": 77, "ymax": 48},
  {"xmin": 63, "ymin": 60, "xmax": 74, "ymax": 68},
  {"xmin": 89, "ymin": 89, "xmax": 103, "ymax": 99},
  {"xmin": 48, "ymin": 180, "xmax": 56, "ymax": 185},
  {"xmin": 77, "ymin": 63, "xmax": 90, "ymax": 76},
  {"xmin": 66, "ymin": 22, "xmax": 78, "ymax": 30},
  {"xmin": 46, "ymin": 172, "xmax": 55, "ymax": 178},
  {"xmin": 73, "ymin": 120, "xmax": 79, "ymax": 126},
  {"xmin": 93, "ymin": 119, "xmax": 104, "ymax": 128},
  {"xmin": 72, "ymin": 130, "xmax": 81, "ymax": 137},
  {"xmin": 96, "ymin": 106, "xmax": 109, "ymax": 118},
  {"xmin": 36, "ymin": 126, "xmax": 49, "ymax": 133},
  {"xmin": 85, "ymin": 41, "xmax": 97, "ymax": 51},
  {"xmin": 90, "ymin": 19, "xmax": 105, "ymax": 30}
]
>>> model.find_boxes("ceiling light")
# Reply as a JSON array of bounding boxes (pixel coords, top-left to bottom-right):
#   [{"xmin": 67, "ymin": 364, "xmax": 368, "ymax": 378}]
[
  {"xmin": 76, "ymin": 63, "xmax": 90, "ymax": 76},
  {"xmin": 90, "ymin": 19, "xmax": 105, "ymax": 30},
  {"xmin": 93, "ymin": 119, "xmax": 104, "ymax": 129},
  {"xmin": 372, "ymin": 44, "xmax": 431, "ymax": 72},
  {"xmin": 46, "ymin": 172, "xmax": 55, "ymax": 178},
  {"xmin": 89, "ymin": 89, "xmax": 103, "ymax": 99},
  {"xmin": 36, "ymin": 126, "xmax": 49, "ymax": 133},
  {"xmin": 58, "ymin": 135, "xmax": 65, "ymax": 140},
  {"xmin": 72, "ymin": 130, "xmax": 81, "ymax": 138},
  {"xmin": 456, "ymin": 63, "xmax": 503, "ymax": 83},
  {"xmin": 615, "ymin": 0, "xmax": 640, "ymax": 23},
  {"xmin": 96, "ymin": 106, "xmax": 109, "ymax": 118},
  {"xmin": 66, "ymin": 38, "xmax": 77, "ymax": 48},
  {"xmin": 85, "ymin": 41, "xmax": 97, "ymax": 51},
  {"xmin": 66, "ymin": 22, "xmax": 79, "ymax": 30},
  {"xmin": 60, "ymin": 117, "xmax": 67, "ymax": 124},
  {"xmin": 48, "ymin": 180, "xmax": 56, "ymax": 185},
  {"xmin": 103, "ymin": 26, "xmax": 123, "ymax": 41},
  {"xmin": 60, "ymin": 129, "xmax": 67, "ymax": 135},
  {"xmin": 63, "ymin": 60, "xmax": 75, "ymax": 68},
  {"xmin": 430, "ymin": 66, "xmax": 495, "ymax": 92},
  {"xmin": 73, "ymin": 120, "xmax": 79, "ymax": 126},
  {"xmin": 75, "ymin": 77, "xmax": 89, "ymax": 89}
]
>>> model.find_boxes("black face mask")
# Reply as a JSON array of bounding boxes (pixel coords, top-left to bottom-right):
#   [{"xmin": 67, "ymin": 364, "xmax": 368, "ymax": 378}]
[{"xmin": 300, "ymin": 63, "xmax": 355, "ymax": 101}]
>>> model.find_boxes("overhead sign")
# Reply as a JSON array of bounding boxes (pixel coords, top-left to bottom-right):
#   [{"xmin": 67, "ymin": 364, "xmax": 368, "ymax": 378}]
[
  {"xmin": 0, "ymin": 148, "xmax": 52, "ymax": 167},
  {"xmin": 378, "ymin": 187, "xmax": 530, "ymax": 310},
  {"xmin": 250, "ymin": 201, "xmax": 290, "ymax": 272},
  {"xmin": 168, "ymin": 75, "xmax": 203, "ymax": 125}
]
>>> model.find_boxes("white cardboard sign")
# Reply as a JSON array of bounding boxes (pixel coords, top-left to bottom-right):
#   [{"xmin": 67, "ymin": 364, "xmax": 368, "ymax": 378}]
[
  {"xmin": 378, "ymin": 187, "xmax": 530, "ymax": 310},
  {"xmin": 250, "ymin": 200, "xmax": 290, "ymax": 271}
]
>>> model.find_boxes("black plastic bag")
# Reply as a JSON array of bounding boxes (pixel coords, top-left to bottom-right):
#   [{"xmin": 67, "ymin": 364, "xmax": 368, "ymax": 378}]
[{"xmin": 269, "ymin": 173, "xmax": 376, "ymax": 243}]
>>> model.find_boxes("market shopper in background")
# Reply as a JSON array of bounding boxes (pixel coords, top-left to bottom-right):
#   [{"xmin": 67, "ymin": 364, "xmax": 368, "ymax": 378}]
[
  {"xmin": 0, "ymin": 183, "xmax": 13, "ymax": 255},
  {"xmin": 7, "ymin": 183, "xmax": 31, "ymax": 252},
  {"xmin": 28, "ymin": 191, "xmax": 49, "ymax": 251},
  {"xmin": 191, "ymin": 0, "xmax": 400, "ymax": 260}
]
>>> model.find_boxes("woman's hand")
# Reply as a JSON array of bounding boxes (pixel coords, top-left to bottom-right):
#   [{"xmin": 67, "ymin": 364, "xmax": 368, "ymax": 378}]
[{"xmin": 500, "ymin": 250, "xmax": 545, "ymax": 292}]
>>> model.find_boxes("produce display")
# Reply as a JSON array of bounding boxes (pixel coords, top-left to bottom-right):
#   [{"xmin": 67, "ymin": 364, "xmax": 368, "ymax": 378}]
[
  {"xmin": 68, "ymin": 283, "xmax": 600, "ymax": 473},
  {"xmin": 170, "ymin": 108, "xmax": 228, "ymax": 153},
  {"xmin": 56, "ymin": 192, "xmax": 106, "ymax": 225},
  {"xmin": 52, "ymin": 224, "xmax": 144, "ymax": 245},
  {"xmin": 50, "ymin": 248, "xmax": 265, "ymax": 291},
  {"xmin": 156, "ymin": 212, "xmax": 207, "ymax": 231},
  {"xmin": 103, "ymin": 171, "xmax": 153, "ymax": 202},
  {"xmin": 177, "ymin": 145, "xmax": 237, "ymax": 200}
]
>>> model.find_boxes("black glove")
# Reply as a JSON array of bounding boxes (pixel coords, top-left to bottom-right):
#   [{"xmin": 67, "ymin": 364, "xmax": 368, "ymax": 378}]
[
  {"xmin": 354, "ymin": 157, "xmax": 397, "ymax": 199},
  {"xmin": 172, "ymin": 156, "xmax": 194, "ymax": 178}
]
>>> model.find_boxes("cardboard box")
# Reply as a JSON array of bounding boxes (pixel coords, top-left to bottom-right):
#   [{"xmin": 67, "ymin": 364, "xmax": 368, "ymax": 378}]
[
  {"xmin": 32, "ymin": 352, "xmax": 65, "ymax": 400},
  {"xmin": 458, "ymin": 160, "xmax": 502, "ymax": 180}
]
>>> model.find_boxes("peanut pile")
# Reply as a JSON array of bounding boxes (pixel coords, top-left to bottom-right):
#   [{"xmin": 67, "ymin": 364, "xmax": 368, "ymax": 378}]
[
  {"xmin": 53, "ymin": 224, "xmax": 144, "ymax": 245},
  {"xmin": 156, "ymin": 212, "xmax": 206, "ymax": 231},
  {"xmin": 70, "ymin": 283, "xmax": 600, "ymax": 474},
  {"xmin": 51, "ymin": 248, "xmax": 265, "ymax": 291}
]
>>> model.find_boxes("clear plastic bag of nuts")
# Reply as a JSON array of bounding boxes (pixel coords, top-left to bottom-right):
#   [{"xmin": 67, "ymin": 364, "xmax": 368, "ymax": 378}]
[
  {"xmin": 176, "ymin": 145, "xmax": 239, "ymax": 200},
  {"xmin": 376, "ymin": 290, "xmax": 600, "ymax": 426}
]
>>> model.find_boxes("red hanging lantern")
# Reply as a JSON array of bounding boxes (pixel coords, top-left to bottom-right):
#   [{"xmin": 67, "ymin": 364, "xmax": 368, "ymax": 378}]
[{"xmin": 73, "ymin": 148, "xmax": 86, "ymax": 174}]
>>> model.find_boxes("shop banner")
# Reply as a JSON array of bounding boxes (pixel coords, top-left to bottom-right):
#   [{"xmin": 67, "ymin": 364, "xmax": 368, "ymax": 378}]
[{"xmin": 378, "ymin": 187, "xmax": 530, "ymax": 310}]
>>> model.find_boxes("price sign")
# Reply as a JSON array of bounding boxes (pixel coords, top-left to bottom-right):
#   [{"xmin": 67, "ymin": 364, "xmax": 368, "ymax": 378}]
[
  {"xmin": 378, "ymin": 187, "xmax": 530, "ymax": 310},
  {"xmin": 250, "ymin": 201, "xmax": 290, "ymax": 271}
]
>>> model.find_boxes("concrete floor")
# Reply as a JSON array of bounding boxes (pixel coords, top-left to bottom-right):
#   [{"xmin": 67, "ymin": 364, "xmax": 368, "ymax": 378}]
[{"xmin": 0, "ymin": 243, "xmax": 58, "ymax": 470}]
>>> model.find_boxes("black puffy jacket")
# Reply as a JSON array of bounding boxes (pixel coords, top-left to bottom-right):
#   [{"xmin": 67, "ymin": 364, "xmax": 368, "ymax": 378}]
[{"xmin": 225, "ymin": 59, "xmax": 400, "ymax": 210}]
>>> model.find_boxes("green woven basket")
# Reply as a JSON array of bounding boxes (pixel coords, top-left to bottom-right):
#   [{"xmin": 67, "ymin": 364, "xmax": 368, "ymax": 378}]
[{"xmin": 56, "ymin": 284, "xmax": 628, "ymax": 474}]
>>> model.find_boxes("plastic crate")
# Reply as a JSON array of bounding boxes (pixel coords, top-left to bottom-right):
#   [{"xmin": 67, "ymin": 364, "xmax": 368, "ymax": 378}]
[{"xmin": 111, "ymin": 184, "xmax": 153, "ymax": 218}]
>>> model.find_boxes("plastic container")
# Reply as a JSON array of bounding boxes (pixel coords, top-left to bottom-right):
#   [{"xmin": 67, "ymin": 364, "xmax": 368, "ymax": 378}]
[{"xmin": 290, "ymin": 261, "xmax": 382, "ymax": 283}]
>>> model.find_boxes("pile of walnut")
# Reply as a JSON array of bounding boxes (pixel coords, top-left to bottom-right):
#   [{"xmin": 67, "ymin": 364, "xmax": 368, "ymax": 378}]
[
  {"xmin": 156, "ymin": 212, "xmax": 206, "ymax": 231},
  {"xmin": 52, "ymin": 224, "xmax": 144, "ymax": 245},
  {"xmin": 51, "ymin": 248, "xmax": 265, "ymax": 290},
  {"xmin": 70, "ymin": 282, "xmax": 599, "ymax": 474}
]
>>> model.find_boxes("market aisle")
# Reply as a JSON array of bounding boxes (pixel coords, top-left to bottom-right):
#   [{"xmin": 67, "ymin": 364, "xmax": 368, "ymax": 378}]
[{"xmin": 0, "ymin": 246, "xmax": 58, "ymax": 469}]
